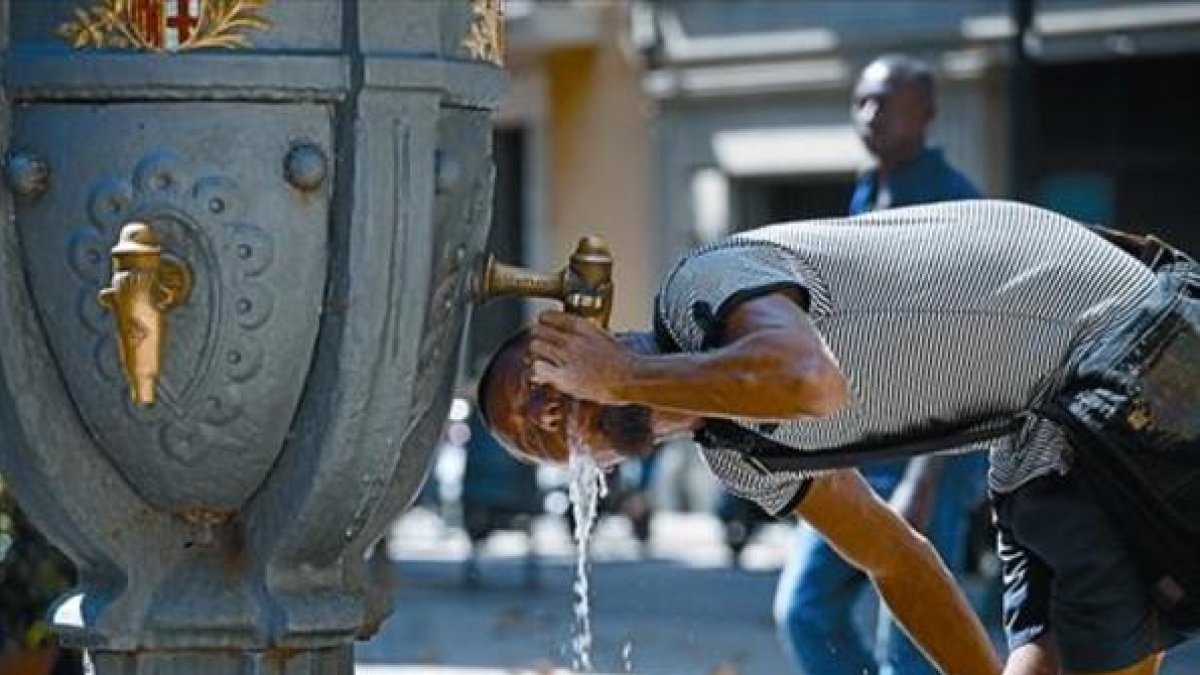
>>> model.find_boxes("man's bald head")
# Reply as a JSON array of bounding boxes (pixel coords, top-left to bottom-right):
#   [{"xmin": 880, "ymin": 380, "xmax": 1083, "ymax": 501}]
[
  {"xmin": 477, "ymin": 329, "xmax": 556, "ymax": 463},
  {"xmin": 855, "ymin": 53, "xmax": 935, "ymax": 104},
  {"xmin": 477, "ymin": 329, "xmax": 661, "ymax": 467}
]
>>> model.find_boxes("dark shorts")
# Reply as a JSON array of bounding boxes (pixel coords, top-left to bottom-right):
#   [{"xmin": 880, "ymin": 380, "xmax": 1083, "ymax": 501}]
[{"xmin": 993, "ymin": 471, "xmax": 1188, "ymax": 672}]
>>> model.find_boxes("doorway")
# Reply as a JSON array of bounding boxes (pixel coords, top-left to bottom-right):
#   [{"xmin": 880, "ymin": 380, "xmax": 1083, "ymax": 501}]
[
  {"xmin": 730, "ymin": 174, "xmax": 856, "ymax": 232},
  {"xmin": 1031, "ymin": 53, "xmax": 1200, "ymax": 254},
  {"xmin": 464, "ymin": 127, "xmax": 527, "ymax": 381}
]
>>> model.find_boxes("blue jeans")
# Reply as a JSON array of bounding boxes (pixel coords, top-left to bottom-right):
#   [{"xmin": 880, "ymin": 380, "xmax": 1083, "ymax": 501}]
[{"xmin": 773, "ymin": 452, "xmax": 988, "ymax": 675}]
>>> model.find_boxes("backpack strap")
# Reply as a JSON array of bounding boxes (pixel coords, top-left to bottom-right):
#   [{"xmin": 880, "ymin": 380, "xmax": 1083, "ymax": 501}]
[
  {"xmin": 1087, "ymin": 225, "xmax": 1194, "ymax": 269},
  {"xmin": 701, "ymin": 415, "xmax": 1022, "ymax": 475}
]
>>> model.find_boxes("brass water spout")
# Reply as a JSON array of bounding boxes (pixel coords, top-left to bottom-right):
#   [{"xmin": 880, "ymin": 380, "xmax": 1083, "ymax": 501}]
[
  {"xmin": 476, "ymin": 236, "xmax": 613, "ymax": 328},
  {"xmin": 98, "ymin": 223, "xmax": 193, "ymax": 406}
]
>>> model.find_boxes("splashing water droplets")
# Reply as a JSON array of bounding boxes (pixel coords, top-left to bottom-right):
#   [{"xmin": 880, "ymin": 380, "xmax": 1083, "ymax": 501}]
[{"xmin": 566, "ymin": 400, "xmax": 607, "ymax": 672}]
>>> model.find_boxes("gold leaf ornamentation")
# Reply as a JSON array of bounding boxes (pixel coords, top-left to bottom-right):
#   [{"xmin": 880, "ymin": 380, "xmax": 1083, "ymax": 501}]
[
  {"xmin": 463, "ymin": 0, "xmax": 504, "ymax": 66},
  {"xmin": 58, "ymin": 0, "xmax": 273, "ymax": 53}
]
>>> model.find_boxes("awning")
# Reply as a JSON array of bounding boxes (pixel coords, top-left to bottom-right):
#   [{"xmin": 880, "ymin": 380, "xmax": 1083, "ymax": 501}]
[{"xmin": 713, "ymin": 126, "xmax": 872, "ymax": 177}]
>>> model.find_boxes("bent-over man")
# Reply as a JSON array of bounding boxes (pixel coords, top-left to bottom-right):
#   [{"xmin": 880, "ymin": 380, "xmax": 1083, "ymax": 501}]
[{"xmin": 479, "ymin": 199, "xmax": 1186, "ymax": 675}]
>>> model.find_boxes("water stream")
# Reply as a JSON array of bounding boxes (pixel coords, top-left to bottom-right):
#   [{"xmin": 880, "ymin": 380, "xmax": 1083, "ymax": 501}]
[{"xmin": 566, "ymin": 403, "xmax": 608, "ymax": 672}]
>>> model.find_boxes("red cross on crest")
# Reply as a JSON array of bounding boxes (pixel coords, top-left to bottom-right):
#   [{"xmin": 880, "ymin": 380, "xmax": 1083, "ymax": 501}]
[
  {"xmin": 129, "ymin": 0, "xmax": 202, "ymax": 50},
  {"xmin": 165, "ymin": 0, "xmax": 202, "ymax": 48}
]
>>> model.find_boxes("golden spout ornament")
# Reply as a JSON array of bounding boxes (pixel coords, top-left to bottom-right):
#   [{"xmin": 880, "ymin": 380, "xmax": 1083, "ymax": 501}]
[
  {"xmin": 476, "ymin": 236, "xmax": 613, "ymax": 329},
  {"xmin": 97, "ymin": 222, "xmax": 194, "ymax": 406}
]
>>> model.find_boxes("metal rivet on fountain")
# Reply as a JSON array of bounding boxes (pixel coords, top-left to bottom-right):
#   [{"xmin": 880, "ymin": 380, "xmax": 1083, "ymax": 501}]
[
  {"xmin": 4, "ymin": 152, "xmax": 50, "ymax": 199},
  {"xmin": 435, "ymin": 151, "xmax": 461, "ymax": 193},
  {"xmin": 284, "ymin": 143, "xmax": 328, "ymax": 191}
]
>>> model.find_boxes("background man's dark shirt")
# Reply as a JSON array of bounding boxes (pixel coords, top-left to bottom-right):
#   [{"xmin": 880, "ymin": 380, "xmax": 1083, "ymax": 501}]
[{"xmin": 849, "ymin": 147, "xmax": 980, "ymax": 215}]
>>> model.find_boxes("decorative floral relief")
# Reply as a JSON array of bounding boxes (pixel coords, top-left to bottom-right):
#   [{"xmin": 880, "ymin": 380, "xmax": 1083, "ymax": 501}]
[
  {"xmin": 73, "ymin": 151, "xmax": 274, "ymax": 465},
  {"xmin": 463, "ymin": 0, "xmax": 504, "ymax": 65},
  {"xmin": 58, "ymin": 0, "xmax": 272, "ymax": 53}
]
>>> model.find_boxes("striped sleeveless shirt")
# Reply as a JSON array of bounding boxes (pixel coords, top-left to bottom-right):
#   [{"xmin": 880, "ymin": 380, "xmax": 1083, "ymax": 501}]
[{"xmin": 656, "ymin": 200, "xmax": 1156, "ymax": 515}]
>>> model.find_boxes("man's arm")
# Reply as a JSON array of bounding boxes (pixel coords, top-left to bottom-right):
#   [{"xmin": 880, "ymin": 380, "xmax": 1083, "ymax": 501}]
[
  {"xmin": 799, "ymin": 470, "xmax": 1001, "ymax": 675},
  {"xmin": 528, "ymin": 291, "xmax": 849, "ymax": 420}
]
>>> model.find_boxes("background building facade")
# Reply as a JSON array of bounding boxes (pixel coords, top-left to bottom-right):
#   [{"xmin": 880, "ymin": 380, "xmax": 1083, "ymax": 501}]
[{"xmin": 466, "ymin": 0, "xmax": 1200, "ymax": 375}]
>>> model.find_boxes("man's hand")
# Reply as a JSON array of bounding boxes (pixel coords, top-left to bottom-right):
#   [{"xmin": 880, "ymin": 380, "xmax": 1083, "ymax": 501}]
[{"xmin": 528, "ymin": 310, "xmax": 635, "ymax": 405}]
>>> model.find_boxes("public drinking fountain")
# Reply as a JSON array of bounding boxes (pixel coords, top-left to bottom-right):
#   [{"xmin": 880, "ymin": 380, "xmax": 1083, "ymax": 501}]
[{"xmin": 0, "ymin": 1, "xmax": 508, "ymax": 673}]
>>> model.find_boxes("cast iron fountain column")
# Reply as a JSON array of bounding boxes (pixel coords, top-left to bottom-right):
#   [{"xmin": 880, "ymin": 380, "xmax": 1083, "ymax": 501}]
[{"xmin": 0, "ymin": 1, "xmax": 504, "ymax": 673}]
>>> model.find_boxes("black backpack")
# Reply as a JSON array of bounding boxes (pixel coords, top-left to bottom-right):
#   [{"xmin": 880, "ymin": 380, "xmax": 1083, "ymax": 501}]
[{"xmin": 1035, "ymin": 259, "xmax": 1200, "ymax": 628}]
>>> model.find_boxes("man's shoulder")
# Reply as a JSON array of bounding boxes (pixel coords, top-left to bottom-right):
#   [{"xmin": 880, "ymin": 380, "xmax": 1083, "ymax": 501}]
[{"xmin": 659, "ymin": 237, "xmax": 805, "ymax": 297}]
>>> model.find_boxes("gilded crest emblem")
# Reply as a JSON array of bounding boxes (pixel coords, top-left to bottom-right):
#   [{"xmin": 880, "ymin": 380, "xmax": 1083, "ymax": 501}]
[
  {"xmin": 463, "ymin": 0, "xmax": 504, "ymax": 66},
  {"xmin": 59, "ymin": 0, "xmax": 273, "ymax": 52}
]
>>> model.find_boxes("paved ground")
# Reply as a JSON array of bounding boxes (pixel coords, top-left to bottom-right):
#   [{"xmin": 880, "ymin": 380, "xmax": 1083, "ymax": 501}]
[
  {"xmin": 353, "ymin": 507, "xmax": 1200, "ymax": 674},
  {"xmin": 357, "ymin": 508, "xmax": 792, "ymax": 674}
]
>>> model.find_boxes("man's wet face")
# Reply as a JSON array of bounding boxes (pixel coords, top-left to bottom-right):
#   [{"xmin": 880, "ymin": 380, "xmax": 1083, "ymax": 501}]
[
  {"xmin": 482, "ymin": 329, "xmax": 656, "ymax": 468},
  {"xmin": 518, "ymin": 392, "xmax": 652, "ymax": 467}
]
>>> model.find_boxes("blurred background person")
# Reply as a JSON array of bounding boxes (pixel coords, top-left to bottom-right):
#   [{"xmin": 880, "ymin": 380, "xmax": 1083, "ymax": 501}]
[
  {"xmin": 772, "ymin": 53, "xmax": 991, "ymax": 675},
  {"xmin": 458, "ymin": 394, "xmax": 544, "ymax": 589},
  {"xmin": 0, "ymin": 478, "xmax": 82, "ymax": 675}
]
